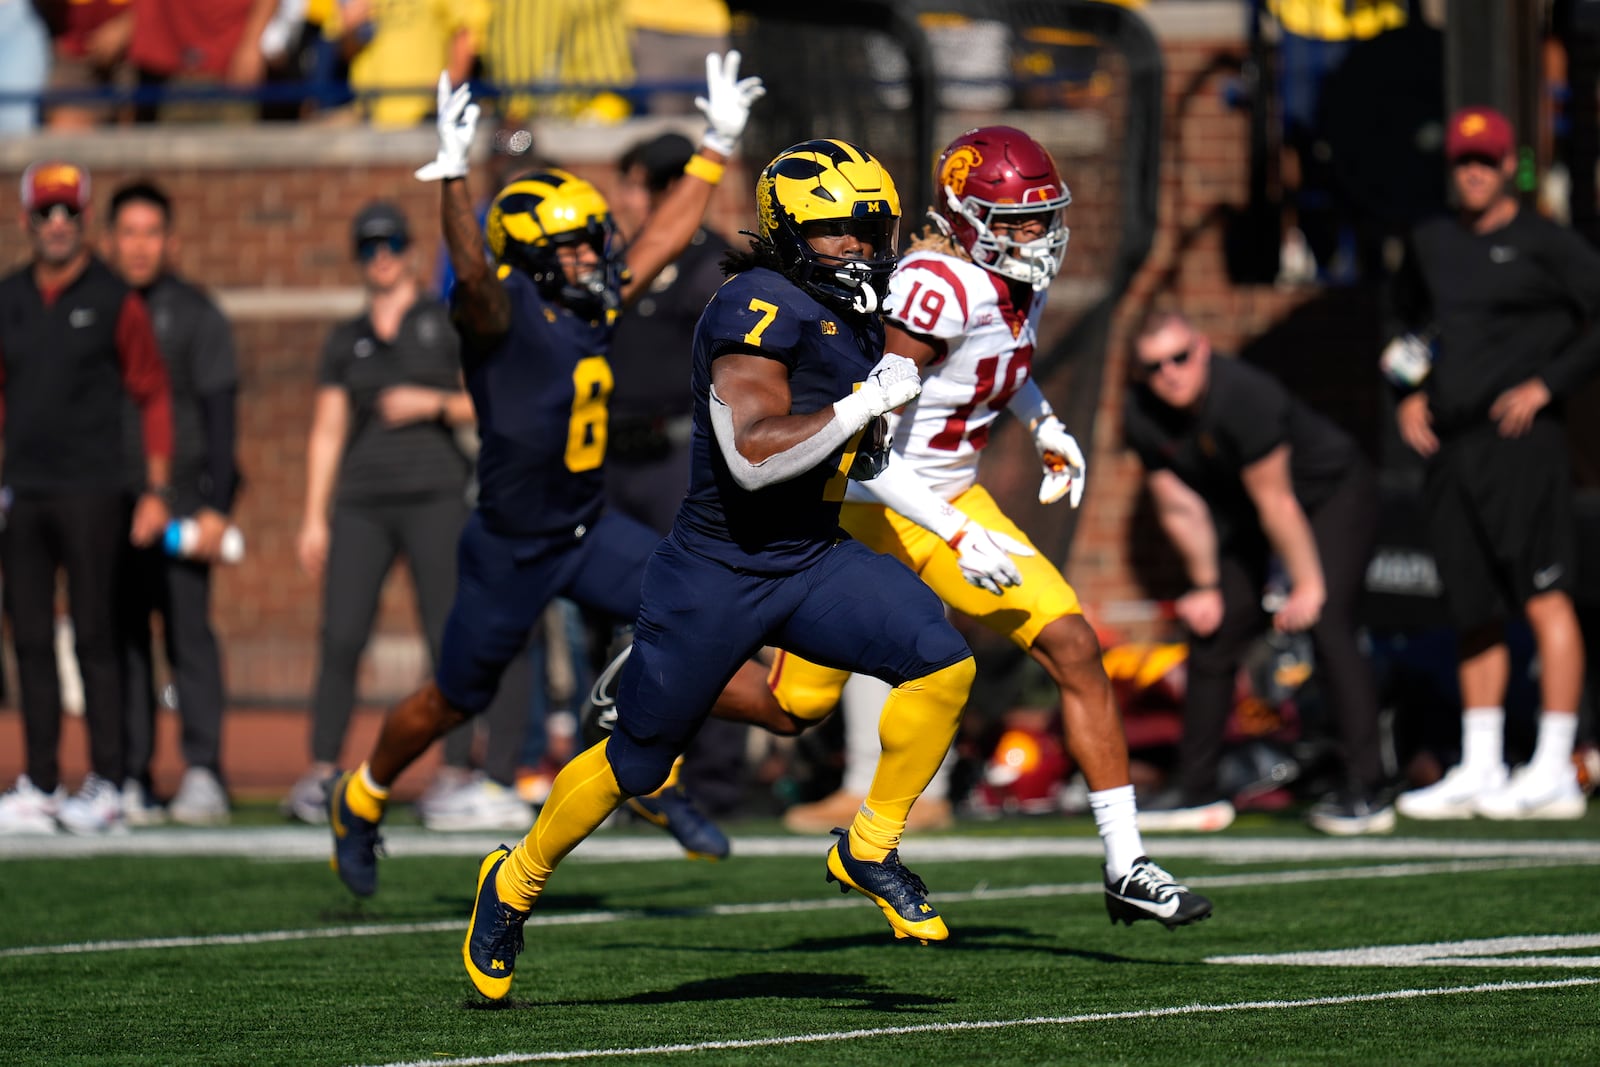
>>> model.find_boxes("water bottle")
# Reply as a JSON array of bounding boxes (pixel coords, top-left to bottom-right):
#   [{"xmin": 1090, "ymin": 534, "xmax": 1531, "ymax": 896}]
[{"xmin": 164, "ymin": 518, "xmax": 245, "ymax": 565}]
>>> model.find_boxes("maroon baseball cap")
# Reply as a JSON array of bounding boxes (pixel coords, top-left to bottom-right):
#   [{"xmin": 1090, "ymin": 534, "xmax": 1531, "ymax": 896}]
[
  {"xmin": 1445, "ymin": 107, "xmax": 1514, "ymax": 162},
  {"xmin": 21, "ymin": 161, "xmax": 91, "ymax": 211}
]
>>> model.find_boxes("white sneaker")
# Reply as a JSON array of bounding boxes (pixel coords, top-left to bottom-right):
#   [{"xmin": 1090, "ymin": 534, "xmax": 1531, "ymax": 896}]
[
  {"xmin": 1395, "ymin": 762, "xmax": 1507, "ymax": 820},
  {"xmin": 169, "ymin": 767, "xmax": 231, "ymax": 826},
  {"xmin": 0, "ymin": 775, "xmax": 65, "ymax": 835},
  {"xmin": 1474, "ymin": 763, "xmax": 1587, "ymax": 820},
  {"xmin": 418, "ymin": 772, "xmax": 534, "ymax": 832},
  {"xmin": 281, "ymin": 764, "xmax": 335, "ymax": 824},
  {"xmin": 57, "ymin": 773, "xmax": 126, "ymax": 835},
  {"xmin": 122, "ymin": 779, "xmax": 168, "ymax": 827}
]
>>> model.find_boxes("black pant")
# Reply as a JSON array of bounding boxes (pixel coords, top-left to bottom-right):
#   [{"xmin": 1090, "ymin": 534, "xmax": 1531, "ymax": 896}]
[
  {"xmin": 1177, "ymin": 463, "xmax": 1384, "ymax": 798},
  {"xmin": 121, "ymin": 541, "xmax": 226, "ymax": 783},
  {"xmin": 310, "ymin": 493, "xmax": 467, "ymax": 764},
  {"xmin": 1, "ymin": 491, "xmax": 128, "ymax": 791}
]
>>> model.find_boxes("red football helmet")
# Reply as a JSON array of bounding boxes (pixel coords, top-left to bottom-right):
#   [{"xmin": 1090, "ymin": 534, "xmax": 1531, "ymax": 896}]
[{"xmin": 933, "ymin": 126, "xmax": 1071, "ymax": 289}]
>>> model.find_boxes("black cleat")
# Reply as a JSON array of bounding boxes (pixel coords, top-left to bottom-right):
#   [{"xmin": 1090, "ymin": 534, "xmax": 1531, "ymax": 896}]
[
  {"xmin": 1104, "ymin": 856, "xmax": 1212, "ymax": 928},
  {"xmin": 626, "ymin": 785, "xmax": 731, "ymax": 860}
]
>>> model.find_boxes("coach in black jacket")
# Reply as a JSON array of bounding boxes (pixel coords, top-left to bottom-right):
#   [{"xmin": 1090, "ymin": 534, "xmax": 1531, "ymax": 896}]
[{"xmin": 0, "ymin": 161, "xmax": 173, "ymax": 835}]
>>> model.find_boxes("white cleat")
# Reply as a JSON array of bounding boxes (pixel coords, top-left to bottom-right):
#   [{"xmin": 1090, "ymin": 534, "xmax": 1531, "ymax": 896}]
[
  {"xmin": 1395, "ymin": 763, "xmax": 1506, "ymax": 820},
  {"xmin": 1473, "ymin": 764, "xmax": 1587, "ymax": 821}
]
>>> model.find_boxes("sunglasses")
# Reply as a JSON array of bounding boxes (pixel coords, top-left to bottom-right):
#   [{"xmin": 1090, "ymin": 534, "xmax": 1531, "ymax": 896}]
[
  {"xmin": 357, "ymin": 234, "xmax": 409, "ymax": 261},
  {"xmin": 29, "ymin": 203, "xmax": 82, "ymax": 226},
  {"xmin": 1136, "ymin": 345, "xmax": 1193, "ymax": 376}
]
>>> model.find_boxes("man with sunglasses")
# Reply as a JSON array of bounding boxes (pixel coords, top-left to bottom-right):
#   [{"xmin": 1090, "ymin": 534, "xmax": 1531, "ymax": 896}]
[
  {"xmin": 1387, "ymin": 106, "xmax": 1600, "ymax": 822},
  {"xmin": 0, "ymin": 161, "xmax": 174, "ymax": 835},
  {"xmin": 1124, "ymin": 310, "xmax": 1390, "ymax": 835}
]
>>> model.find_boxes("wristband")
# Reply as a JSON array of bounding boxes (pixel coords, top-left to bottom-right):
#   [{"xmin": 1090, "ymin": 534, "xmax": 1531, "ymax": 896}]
[{"xmin": 684, "ymin": 153, "xmax": 726, "ymax": 186}]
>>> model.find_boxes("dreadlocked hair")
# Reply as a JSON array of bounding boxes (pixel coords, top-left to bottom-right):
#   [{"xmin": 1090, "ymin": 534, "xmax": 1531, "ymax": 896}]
[
  {"xmin": 721, "ymin": 233, "xmax": 785, "ymax": 277},
  {"xmin": 908, "ymin": 216, "xmax": 969, "ymax": 259}
]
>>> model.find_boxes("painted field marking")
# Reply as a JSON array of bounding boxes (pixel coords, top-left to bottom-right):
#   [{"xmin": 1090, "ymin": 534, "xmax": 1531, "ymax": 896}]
[
  {"xmin": 349, "ymin": 977, "xmax": 1600, "ymax": 1067},
  {"xmin": 1210, "ymin": 933, "xmax": 1600, "ymax": 968},
  {"xmin": 2, "ymin": 854, "xmax": 1595, "ymax": 960}
]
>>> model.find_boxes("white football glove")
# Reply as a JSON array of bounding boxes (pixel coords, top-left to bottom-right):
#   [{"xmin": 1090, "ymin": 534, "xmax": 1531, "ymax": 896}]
[
  {"xmin": 415, "ymin": 73, "xmax": 479, "ymax": 182},
  {"xmin": 1034, "ymin": 415, "xmax": 1087, "ymax": 507},
  {"xmin": 950, "ymin": 519, "xmax": 1034, "ymax": 596},
  {"xmin": 695, "ymin": 50, "xmax": 766, "ymax": 157},
  {"xmin": 860, "ymin": 353, "xmax": 921, "ymax": 416}
]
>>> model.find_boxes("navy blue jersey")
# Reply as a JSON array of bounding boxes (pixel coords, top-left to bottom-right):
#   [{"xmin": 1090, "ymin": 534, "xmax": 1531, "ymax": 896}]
[
  {"xmin": 457, "ymin": 267, "xmax": 616, "ymax": 538},
  {"xmin": 674, "ymin": 268, "xmax": 885, "ymax": 573}
]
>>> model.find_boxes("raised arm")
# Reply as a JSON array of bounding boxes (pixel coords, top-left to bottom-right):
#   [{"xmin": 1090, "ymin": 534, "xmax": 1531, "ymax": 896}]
[
  {"xmin": 620, "ymin": 51, "xmax": 765, "ymax": 306},
  {"xmin": 414, "ymin": 74, "xmax": 509, "ymax": 346}
]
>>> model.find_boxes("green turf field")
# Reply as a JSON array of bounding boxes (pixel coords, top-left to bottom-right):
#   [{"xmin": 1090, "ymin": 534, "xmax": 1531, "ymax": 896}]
[{"xmin": 3, "ymin": 809, "xmax": 1598, "ymax": 1066}]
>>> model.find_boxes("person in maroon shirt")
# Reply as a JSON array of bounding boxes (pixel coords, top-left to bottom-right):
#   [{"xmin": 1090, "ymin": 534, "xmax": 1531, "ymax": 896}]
[{"xmin": 0, "ymin": 160, "xmax": 173, "ymax": 835}]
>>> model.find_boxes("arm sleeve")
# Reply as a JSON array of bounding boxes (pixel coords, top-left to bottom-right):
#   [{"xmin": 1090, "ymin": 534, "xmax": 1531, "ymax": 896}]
[
  {"xmin": 855, "ymin": 451, "xmax": 967, "ymax": 541},
  {"xmin": 117, "ymin": 291, "xmax": 174, "ymax": 467},
  {"xmin": 1537, "ymin": 225, "xmax": 1600, "ymax": 397}
]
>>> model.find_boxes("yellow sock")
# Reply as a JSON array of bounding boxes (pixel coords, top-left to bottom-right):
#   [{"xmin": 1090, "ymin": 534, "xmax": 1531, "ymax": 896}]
[
  {"xmin": 650, "ymin": 755, "xmax": 683, "ymax": 795},
  {"xmin": 848, "ymin": 658, "xmax": 974, "ymax": 861},
  {"xmin": 496, "ymin": 740, "xmax": 626, "ymax": 911},
  {"xmin": 344, "ymin": 762, "xmax": 388, "ymax": 823}
]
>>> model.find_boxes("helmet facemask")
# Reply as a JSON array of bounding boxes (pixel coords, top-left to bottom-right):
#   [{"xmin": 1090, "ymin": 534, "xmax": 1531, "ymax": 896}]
[
  {"xmin": 945, "ymin": 191, "xmax": 1070, "ymax": 290},
  {"xmin": 790, "ymin": 215, "xmax": 900, "ymax": 315}
]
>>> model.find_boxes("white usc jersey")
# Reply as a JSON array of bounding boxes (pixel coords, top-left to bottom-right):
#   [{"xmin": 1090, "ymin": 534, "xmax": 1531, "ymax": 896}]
[{"xmin": 848, "ymin": 249, "xmax": 1046, "ymax": 502}]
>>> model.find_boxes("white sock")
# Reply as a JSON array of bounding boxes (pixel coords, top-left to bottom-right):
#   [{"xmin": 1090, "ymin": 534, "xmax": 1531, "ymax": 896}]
[
  {"xmin": 1529, "ymin": 711, "xmax": 1579, "ymax": 776},
  {"xmin": 1460, "ymin": 707, "xmax": 1505, "ymax": 772},
  {"xmin": 1090, "ymin": 784, "xmax": 1143, "ymax": 880}
]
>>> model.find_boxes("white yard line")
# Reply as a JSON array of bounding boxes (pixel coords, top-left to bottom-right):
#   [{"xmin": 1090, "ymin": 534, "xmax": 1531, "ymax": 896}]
[
  {"xmin": 348, "ymin": 978, "xmax": 1600, "ymax": 1067},
  {"xmin": 2, "ymin": 854, "xmax": 1595, "ymax": 960},
  {"xmin": 3, "ymin": 826, "xmax": 1599, "ymax": 863}
]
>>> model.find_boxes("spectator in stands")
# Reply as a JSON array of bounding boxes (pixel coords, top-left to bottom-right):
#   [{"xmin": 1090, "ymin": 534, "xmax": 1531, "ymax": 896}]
[
  {"xmin": 106, "ymin": 180, "xmax": 241, "ymax": 828},
  {"xmin": 1390, "ymin": 106, "xmax": 1600, "ymax": 822},
  {"xmin": 38, "ymin": 0, "xmax": 131, "ymax": 130},
  {"xmin": 1125, "ymin": 310, "xmax": 1393, "ymax": 835},
  {"xmin": 127, "ymin": 0, "xmax": 280, "ymax": 122},
  {"xmin": 625, "ymin": 0, "xmax": 729, "ymax": 114},
  {"xmin": 483, "ymin": 0, "xmax": 633, "ymax": 124},
  {"xmin": 283, "ymin": 201, "xmax": 480, "ymax": 824},
  {"xmin": 328, "ymin": 0, "xmax": 490, "ymax": 128},
  {"xmin": 0, "ymin": 162, "xmax": 173, "ymax": 836},
  {"xmin": 0, "ymin": 0, "xmax": 50, "ymax": 134}
]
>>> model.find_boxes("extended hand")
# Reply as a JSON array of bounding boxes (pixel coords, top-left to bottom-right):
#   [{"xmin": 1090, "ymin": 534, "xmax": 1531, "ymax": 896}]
[
  {"xmin": 696, "ymin": 50, "xmax": 766, "ymax": 156},
  {"xmin": 949, "ymin": 519, "xmax": 1034, "ymax": 596},
  {"xmin": 1175, "ymin": 588, "xmax": 1224, "ymax": 638},
  {"xmin": 1273, "ymin": 584, "xmax": 1325, "ymax": 634},
  {"xmin": 1034, "ymin": 415, "xmax": 1087, "ymax": 507},
  {"xmin": 415, "ymin": 73, "xmax": 479, "ymax": 182}
]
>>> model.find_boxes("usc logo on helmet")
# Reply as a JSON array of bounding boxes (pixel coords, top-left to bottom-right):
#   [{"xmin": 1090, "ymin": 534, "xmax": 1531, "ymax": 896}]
[{"xmin": 939, "ymin": 146, "xmax": 983, "ymax": 199}]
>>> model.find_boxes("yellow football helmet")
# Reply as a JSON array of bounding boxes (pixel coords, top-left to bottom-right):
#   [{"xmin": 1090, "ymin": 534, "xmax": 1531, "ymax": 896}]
[
  {"xmin": 756, "ymin": 139, "xmax": 901, "ymax": 314},
  {"xmin": 485, "ymin": 169, "xmax": 619, "ymax": 313}
]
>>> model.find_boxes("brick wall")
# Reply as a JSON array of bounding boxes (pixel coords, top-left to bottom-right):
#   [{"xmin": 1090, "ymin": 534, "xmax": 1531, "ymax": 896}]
[{"xmin": 0, "ymin": 5, "xmax": 1384, "ymax": 702}]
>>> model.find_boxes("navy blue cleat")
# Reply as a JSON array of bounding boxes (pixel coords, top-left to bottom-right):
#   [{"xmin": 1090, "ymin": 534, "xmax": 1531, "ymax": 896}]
[
  {"xmin": 327, "ymin": 771, "xmax": 383, "ymax": 897},
  {"xmin": 463, "ymin": 845, "xmax": 529, "ymax": 1000},
  {"xmin": 627, "ymin": 785, "xmax": 731, "ymax": 860},
  {"xmin": 825, "ymin": 827, "xmax": 948, "ymax": 944},
  {"xmin": 1104, "ymin": 856, "xmax": 1213, "ymax": 928}
]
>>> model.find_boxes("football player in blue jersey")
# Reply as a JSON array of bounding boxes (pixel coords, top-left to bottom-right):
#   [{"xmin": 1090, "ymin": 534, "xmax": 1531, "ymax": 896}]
[
  {"xmin": 462, "ymin": 139, "xmax": 978, "ymax": 1000},
  {"xmin": 326, "ymin": 52, "xmax": 769, "ymax": 898}
]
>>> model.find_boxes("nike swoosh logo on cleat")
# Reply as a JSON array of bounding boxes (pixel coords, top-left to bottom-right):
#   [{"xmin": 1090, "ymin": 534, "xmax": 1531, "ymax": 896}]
[{"xmin": 1116, "ymin": 893, "xmax": 1181, "ymax": 919}]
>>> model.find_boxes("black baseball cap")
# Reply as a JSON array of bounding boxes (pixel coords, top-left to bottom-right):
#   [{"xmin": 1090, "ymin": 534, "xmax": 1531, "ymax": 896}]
[{"xmin": 351, "ymin": 201, "xmax": 411, "ymax": 251}]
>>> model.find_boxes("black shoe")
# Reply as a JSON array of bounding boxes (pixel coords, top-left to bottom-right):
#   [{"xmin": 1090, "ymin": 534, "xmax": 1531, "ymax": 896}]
[
  {"xmin": 825, "ymin": 827, "xmax": 948, "ymax": 943},
  {"xmin": 1307, "ymin": 789, "xmax": 1396, "ymax": 836},
  {"xmin": 1104, "ymin": 856, "xmax": 1213, "ymax": 928},
  {"xmin": 626, "ymin": 784, "xmax": 731, "ymax": 860}
]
